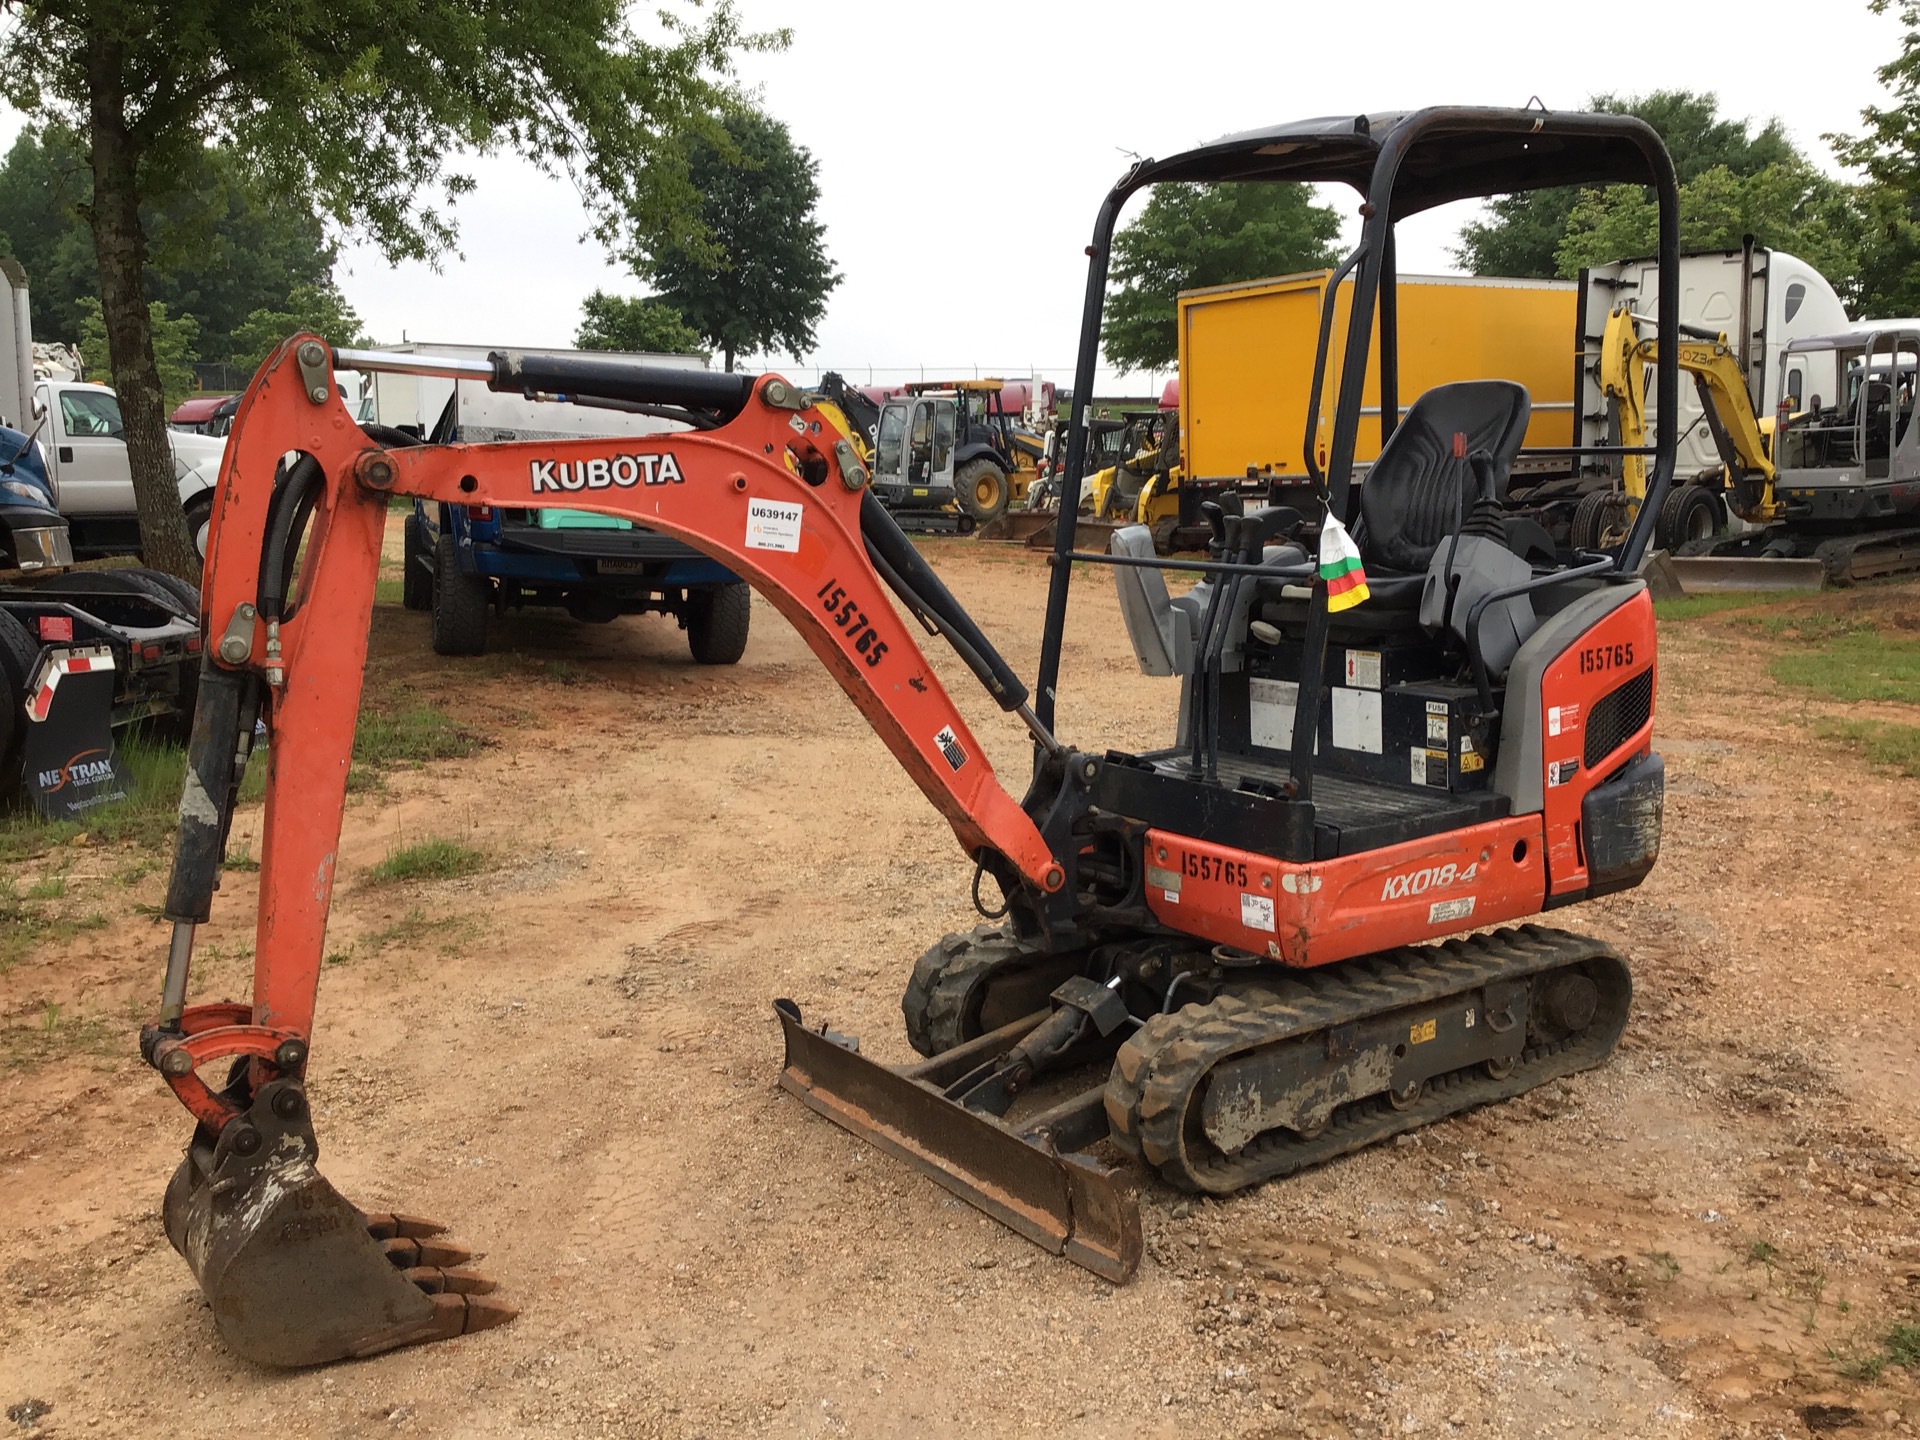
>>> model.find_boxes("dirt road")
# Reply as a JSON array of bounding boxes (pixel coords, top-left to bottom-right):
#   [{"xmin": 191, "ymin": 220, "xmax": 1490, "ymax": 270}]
[{"xmin": 2, "ymin": 537, "xmax": 1918, "ymax": 1438}]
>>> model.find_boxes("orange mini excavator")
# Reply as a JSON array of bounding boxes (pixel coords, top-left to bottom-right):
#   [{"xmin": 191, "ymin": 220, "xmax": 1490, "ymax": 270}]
[{"xmin": 145, "ymin": 107, "xmax": 1680, "ymax": 1366}]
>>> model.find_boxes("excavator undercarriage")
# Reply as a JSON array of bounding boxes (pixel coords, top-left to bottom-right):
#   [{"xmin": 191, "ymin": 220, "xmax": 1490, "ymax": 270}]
[{"xmin": 144, "ymin": 106, "xmax": 1682, "ymax": 1367}]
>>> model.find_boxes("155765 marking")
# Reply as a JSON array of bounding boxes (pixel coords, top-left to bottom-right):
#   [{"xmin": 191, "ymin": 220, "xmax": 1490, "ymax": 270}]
[
  {"xmin": 1181, "ymin": 851, "xmax": 1249, "ymax": 888},
  {"xmin": 816, "ymin": 578, "xmax": 889, "ymax": 667}
]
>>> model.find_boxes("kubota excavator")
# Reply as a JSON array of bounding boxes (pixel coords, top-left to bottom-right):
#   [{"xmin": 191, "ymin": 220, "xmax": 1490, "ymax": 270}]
[{"xmin": 144, "ymin": 107, "xmax": 1680, "ymax": 1368}]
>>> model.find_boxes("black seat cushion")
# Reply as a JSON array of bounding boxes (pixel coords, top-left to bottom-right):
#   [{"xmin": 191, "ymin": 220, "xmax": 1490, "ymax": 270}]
[{"xmin": 1358, "ymin": 381, "xmax": 1532, "ymax": 575}]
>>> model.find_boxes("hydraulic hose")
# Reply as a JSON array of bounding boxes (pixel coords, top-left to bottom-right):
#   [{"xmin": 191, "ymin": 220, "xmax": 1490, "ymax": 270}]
[{"xmin": 257, "ymin": 453, "xmax": 325, "ymax": 624}]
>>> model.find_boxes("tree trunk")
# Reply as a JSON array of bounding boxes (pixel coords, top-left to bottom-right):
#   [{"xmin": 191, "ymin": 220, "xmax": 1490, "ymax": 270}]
[
  {"xmin": 85, "ymin": 35, "xmax": 201, "ymax": 583},
  {"xmin": 723, "ymin": 345, "xmax": 734, "ymax": 373}
]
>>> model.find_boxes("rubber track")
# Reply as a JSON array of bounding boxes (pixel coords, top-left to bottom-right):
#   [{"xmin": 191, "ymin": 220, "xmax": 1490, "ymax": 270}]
[
  {"xmin": 1105, "ymin": 925, "xmax": 1629, "ymax": 1194},
  {"xmin": 901, "ymin": 926, "xmax": 1028, "ymax": 1058}
]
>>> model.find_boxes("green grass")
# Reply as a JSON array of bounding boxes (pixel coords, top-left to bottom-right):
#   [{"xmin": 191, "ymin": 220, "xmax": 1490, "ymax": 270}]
[
  {"xmin": 349, "ymin": 703, "xmax": 482, "ymax": 791},
  {"xmin": 1815, "ymin": 719, "xmax": 1920, "ymax": 776},
  {"xmin": 365, "ymin": 837, "xmax": 486, "ymax": 885},
  {"xmin": 374, "ymin": 577, "xmax": 405, "ymax": 606},
  {"xmin": 1837, "ymin": 1321, "xmax": 1920, "ymax": 1381},
  {"xmin": 1653, "ymin": 591, "xmax": 1803, "ymax": 622},
  {"xmin": 1770, "ymin": 626, "xmax": 1920, "ymax": 704}
]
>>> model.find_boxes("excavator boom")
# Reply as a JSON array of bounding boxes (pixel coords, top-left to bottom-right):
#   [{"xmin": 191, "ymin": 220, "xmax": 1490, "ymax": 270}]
[{"xmin": 145, "ymin": 336, "xmax": 1075, "ymax": 1365}]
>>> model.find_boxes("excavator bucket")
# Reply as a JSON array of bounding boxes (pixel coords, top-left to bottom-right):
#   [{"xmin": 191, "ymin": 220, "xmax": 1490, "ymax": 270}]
[
  {"xmin": 161, "ymin": 1078, "xmax": 514, "ymax": 1368},
  {"xmin": 975, "ymin": 511, "xmax": 1126, "ymax": 550},
  {"xmin": 775, "ymin": 1000, "xmax": 1142, "ymax": 1282}
]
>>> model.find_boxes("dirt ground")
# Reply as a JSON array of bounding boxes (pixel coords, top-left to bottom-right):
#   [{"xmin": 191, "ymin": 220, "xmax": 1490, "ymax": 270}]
[{"xmin": 3, "ymin": 528, "xmax": 1919, "ymax": 1440}]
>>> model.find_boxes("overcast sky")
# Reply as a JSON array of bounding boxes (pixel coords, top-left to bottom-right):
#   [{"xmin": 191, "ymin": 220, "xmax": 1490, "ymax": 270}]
[{"xmin": 181, "ymin": 3, "xmax": 1920, "ymax": 388}]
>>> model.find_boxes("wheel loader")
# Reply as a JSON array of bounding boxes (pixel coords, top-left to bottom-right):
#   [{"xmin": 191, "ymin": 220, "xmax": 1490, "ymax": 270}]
[{"xmin": 142, "ymin": 106, "xmax": 1678, "ymax": 1367}]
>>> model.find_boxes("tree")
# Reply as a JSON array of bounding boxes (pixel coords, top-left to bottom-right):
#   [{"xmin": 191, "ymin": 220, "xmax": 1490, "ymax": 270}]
[
  {"xmin": 0, "ymin": 2, "xmax": 777, "ymax": 581},
  {"xmin": 1455, "ymin": 92, "xmax": 1805, "ymax": 278},
  {"xmin": 575, "ymin": 290, "xmax": 704, "ymax": 356},
  {"xmin": 1829, "ymin": 0, "xmax": 1920, "ymax": 314},
  {"xmin": 1102, "ymin": 182, "xmax": 1342, "ymax": 373},
  {"xmin": 645, "ymin": 109, "xmax": 839, "ymax": 372},
  {"xmin": 1553, "ymin": 161, "xmax": 1863, "ymax": 287},
  {"xmin": 78, "ymin": 296, "xmax": 196, "ymax": 409},
  {"xmin": 232, "ymin": 282, "xmax": 366, "ymax": 371}
]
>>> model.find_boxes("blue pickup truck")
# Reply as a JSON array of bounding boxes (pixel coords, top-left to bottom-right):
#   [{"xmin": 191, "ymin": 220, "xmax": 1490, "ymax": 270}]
[
  {"xmin": 402, "ymin": 500, "xmax": 749, "ymax": 663},
  {"xmin": 373, "ymin": 353, "xmax": 752, "ymax": 663}
]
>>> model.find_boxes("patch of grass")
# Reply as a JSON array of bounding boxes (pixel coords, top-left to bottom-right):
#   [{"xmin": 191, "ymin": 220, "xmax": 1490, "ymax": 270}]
[
  {"xmin": 223, "ymin": 841, "xmax": 260, "ymax": 872},
  {"xmin": 1815, "ymin": 718, "xmax": 1920, "ymax": 777},
  {"xmin": 0, "ymin": 1002, "xmax": 118, "ymax": 1072},
  {"xmin": 349, "ymin": 703, "xmax": 482, "ymax": 792},
  {"xmin": 25, "ymin": 875, "xmax": 65, "ymax": 900},
  {"xmin": 1832, "ymin": 1323, "xmax": 1914, "ymax": 1383},
  {"xmin": 365, "ymin": 838, "xmax": 486, "ymax": 885},
  {"xmin": 1653, "ymin": 591, "xmax": 1803, "ymax": 622},
  {"xmin": 1648, "ymin": 1250, "xmax": 1681, "ymax": 1283},
  {"xmin": 374, "ymin": 577, "xmax": 404, "ymax": 607},
  {"xmin": 362, "ymin": 906, "xmax": 484, "ymax": 953},
  {"xmin": 1770, "ymin": 625, "xmax": 1920, "ymax": 704}
]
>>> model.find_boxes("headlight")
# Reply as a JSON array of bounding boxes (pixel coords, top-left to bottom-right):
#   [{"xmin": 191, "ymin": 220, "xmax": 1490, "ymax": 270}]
[{"xmin": 1, "ymin": 478, "xmax": 51, "ymax": 505}]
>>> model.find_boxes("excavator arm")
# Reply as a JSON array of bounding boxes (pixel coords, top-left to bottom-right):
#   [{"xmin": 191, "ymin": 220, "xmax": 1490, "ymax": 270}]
[
  {"xmin": 1599, "ymin": 304, "xmax": 1779, "ymax": 520},
  {"xmin": 144, "ymin": 336, "xmax": 1072, "ymax": 1366}
]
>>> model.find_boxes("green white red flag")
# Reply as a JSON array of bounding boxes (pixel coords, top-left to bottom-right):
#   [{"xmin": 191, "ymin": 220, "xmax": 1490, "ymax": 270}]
[{"xmin": 1318, "ymin": 513, "xmax": 1370, "ymax": 613}]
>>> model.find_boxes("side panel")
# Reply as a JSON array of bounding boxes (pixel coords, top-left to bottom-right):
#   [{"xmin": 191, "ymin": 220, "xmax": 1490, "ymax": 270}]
[
  {"xmin": 1536, "ymin": 589, "xmax": 1657, "ymax": 896},
  {"xmin": 1143, "ymin": 815, "xmax": 1547, "ymax": 968}
]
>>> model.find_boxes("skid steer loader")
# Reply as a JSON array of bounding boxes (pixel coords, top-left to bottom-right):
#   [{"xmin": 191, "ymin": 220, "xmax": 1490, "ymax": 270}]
[{"xmin": 144, "ymin": 106, "xmax": 1678, "ymax": 1366}]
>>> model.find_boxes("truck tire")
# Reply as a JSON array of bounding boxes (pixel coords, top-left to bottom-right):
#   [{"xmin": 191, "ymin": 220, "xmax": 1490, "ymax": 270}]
[
  {"xmin": 686, "ymin": 582, "xmax": 751, "ymax": 666},
  {"xmin": 401, "ymin": 512, "xmax": 433, "ymax": 611},
  {"xmin": 30, "ymin": 566, "xmax": 190, "ymax": 615},
  {"xmin": 1657, "ymin": 484, "xmax": 1720, "ymax": 550},
  {"xmin": 957, "ymin": 459, "xmax": 1011, "ymax": 523},
  {"xmin": 185, "ymin": 494, "xmax": 214, "ymax": 561},
  {"xmin": 1569, "ymin": 491, "xmax": 1632, "ymax": 551},
  {"xmin": 431, "ymin": 532, "xmax": 490, "ymax": 657},
  {"xmin": 0, "ymin": 608, "xmax": 36, "ymax": 775},
  {"xmin": 131, "ymin": 568, "xmax": 201, "ymax": 619}
]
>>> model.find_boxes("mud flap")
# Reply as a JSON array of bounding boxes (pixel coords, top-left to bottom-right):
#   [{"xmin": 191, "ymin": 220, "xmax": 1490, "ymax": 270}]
[
  {"xmin": 163, "ymin": 1079, "xmax": 511, "ymax": 1367},
  {"xmin": 21, "ymin": 645, "xmax": 129, "ymax": 820},
  {"xmin": 774, "ymin": 1000, "xmax": 1142, "ymax": 1282}
]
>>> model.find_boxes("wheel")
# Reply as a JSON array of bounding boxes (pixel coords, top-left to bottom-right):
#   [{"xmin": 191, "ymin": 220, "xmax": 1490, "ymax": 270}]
[
  {"xmin": 401, "ymin": 512, "xmax": 432, "ymax": 611},
  {"xmin": 686, "ymin": 582, "xmax": 750, "ymax": 666},
  {"xmin": 131, "ymin": 567, "xmax": 200, "ymax": 618},
  {"xmin": 185, "ymin": 494, "xmax": 214, "ymax": 562},
  {"xmin": 0, "ymin": 607, "xmax": 37, "ymax": 776},
  {"xmin": 956, "ymin": 459, "xmax": 1010, "ymax": 523},
  {"xmin": 1569, "ymin": 491, "xmax": 1633, "ymax": 551},
  {"xmin": 1657, "ymin": 483, "xmax": 1720, "ymax": 550},
  {"xmin": 430, "ymin": 532, "xmax": 490, "ymax": 656}
]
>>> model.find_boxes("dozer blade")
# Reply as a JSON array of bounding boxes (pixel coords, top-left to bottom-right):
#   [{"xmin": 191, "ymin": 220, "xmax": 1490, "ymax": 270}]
[
  {"xmin": 162, "ymin": 1078, "xmax": 514, "ymax": 1367},
  {"xmin": 774, "ymin": 999, "xmax": 1142, "ymax": 1282},
  {"xmin": 1666, "ymin": 554, "xmax": 1827, "ymax": 593}
]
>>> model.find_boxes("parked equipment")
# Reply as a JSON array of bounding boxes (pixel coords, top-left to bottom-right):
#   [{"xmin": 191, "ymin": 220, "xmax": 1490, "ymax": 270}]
[{"xmin": 147, "ymin": 107, "xmax": 1675, "ymax": 1369}]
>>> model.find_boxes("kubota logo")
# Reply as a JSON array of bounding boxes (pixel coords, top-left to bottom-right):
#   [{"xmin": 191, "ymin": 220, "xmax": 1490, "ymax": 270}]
[
  {"xmin": 530, "ymin": 453, "xmax": 685, "ymax": 494},
  {"xmin": 37, "ymin": 748, "xmax": 114, "ymax": 793}
]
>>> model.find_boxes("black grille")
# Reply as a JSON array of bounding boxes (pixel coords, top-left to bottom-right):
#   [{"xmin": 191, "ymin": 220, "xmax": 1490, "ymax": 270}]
[{"xmin": 1584, "ymin": 668, "xmax": 1653, "ymax": 769}]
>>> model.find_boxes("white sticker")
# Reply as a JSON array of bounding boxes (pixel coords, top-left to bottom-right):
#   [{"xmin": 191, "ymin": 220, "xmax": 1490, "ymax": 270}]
[
  {"xmin": 1425, "ymin": 700, "xmax": 1449, "ymax": 716},
  {"xmin": 1163, "ymin": 890, "xmax": 1180, "ymax": 904},
  {"xmin": 1240, "ymin": 893, "xmax": 1276, "ymax": 932},
  {"xmin": 1249, "ymin": 677, "xmax": 1300, "ymax": 750},
  {"xmin": 1426, "ymin": 712, "xmax": 1450, "ymax": 745},
  {"xmin": 933, "ymin": 725, "xmax": 968, "ymax": 771},
  {"xmin": 1331, "ymin": 686, "xmax": 1383, "ymax": 754},
  {"xmin": 1344, "ymin": 650, "xmax": 1382, "ymax": 690},
  {"xmin": 1547, "ymin": 705, "xmax": 1563, "ymax": 738},
  {"xmin": 1547, "ymin": 758, "xmax": 1581, "ymax": 787},
  {"xmin": 1428, "ymin": 896, "xmax": 1475, "ymax": 925},
  {"xmin": 745, "ymin": 497, "xmax": 804, "ymax": 552}
]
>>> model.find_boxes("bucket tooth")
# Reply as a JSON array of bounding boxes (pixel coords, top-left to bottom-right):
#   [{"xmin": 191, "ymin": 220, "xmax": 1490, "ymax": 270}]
[
  {"xmin": 401, "ymin": 1265, "xmax": 499, "ymax": 1295},
  {"xmin": 380, "ymin": 1236, "xmax": 476, "ymax": 1268},
  {"xmin": 162, "ymin": 1077, "xmax": 515, "ymax": 1367},
  {"xmin": 774, "ymin": 999, "xmax": 1142, "ymax": 1283}
]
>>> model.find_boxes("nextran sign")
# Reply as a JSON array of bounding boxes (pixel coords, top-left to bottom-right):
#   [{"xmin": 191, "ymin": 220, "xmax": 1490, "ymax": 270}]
[{"xmin": 529, "ymin": 452, "xmax": 686, "ymax": 494}]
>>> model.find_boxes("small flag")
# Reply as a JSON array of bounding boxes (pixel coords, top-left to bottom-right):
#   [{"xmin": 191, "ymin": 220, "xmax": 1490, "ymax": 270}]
[{"xmin": 1318, "ymin": 512, "xmax": 1370, "ymax": 613}]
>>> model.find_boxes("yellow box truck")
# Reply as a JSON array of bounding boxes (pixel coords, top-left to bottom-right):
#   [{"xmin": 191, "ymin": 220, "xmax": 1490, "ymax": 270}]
[{"xmin": 1177, "ymin": 270, "xmax": 1577, "ymax": 487}]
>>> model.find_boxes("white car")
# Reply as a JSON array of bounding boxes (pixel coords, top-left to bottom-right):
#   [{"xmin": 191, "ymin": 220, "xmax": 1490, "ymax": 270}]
[{"xmin": 34, "ymin": 379, "xmax": 223, "ymax": 558}]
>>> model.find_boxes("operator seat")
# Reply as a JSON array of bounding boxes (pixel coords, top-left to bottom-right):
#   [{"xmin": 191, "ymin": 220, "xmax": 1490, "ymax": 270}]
[{"xmin": 1355, "ymin": 380, "xmax": 1532, "ymax": 605}]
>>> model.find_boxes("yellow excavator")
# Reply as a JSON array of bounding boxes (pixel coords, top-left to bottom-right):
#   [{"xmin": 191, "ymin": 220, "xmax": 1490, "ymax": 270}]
[{"xmin": 1581, "ymin": 304, "xmax": 1779, "ymax": 550}]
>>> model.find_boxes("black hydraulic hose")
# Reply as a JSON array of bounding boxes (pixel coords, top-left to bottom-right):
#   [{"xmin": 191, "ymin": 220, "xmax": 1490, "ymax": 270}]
[
  {"xmin": 163, "ymin": 663, "xmax": 258, "ymax": 925},
  {"xmin": 257, "ymin": 453, "xmax": 324, "ymax": 624},
  {"xmin": 859, "ymin": 490, "xmax": 1029, "ymax": 711},
  {"xmin": 488, "ymin": 350, "xmax": 755, "ymax": 421}
]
